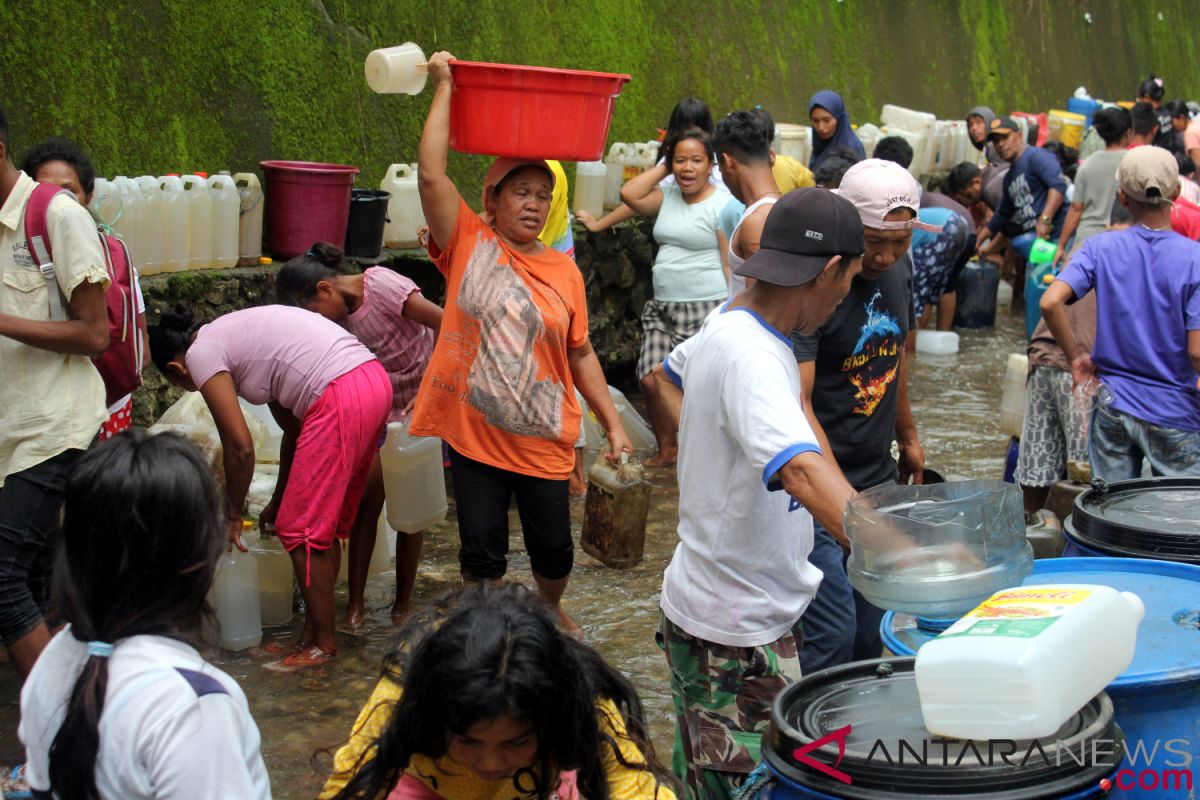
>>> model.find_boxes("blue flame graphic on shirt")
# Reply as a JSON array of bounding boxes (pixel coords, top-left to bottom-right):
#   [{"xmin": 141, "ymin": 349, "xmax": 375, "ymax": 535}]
[{"xmin": 852, "ymin": 289, "xmax": 901, "ymax": 355}]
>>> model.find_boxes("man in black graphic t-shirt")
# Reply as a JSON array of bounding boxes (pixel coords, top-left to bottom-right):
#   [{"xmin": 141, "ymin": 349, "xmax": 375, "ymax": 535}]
[{"xmin": 792, "ymin": 159, "xmax": 935, "ymax": 673}]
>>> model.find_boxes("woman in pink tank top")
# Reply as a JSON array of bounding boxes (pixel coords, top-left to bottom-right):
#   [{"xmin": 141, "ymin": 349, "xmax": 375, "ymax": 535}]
[
  {"xmin": 277, "ymin": 243, "xmax": 443, "ymax": 630},
  {"xmin": 149, "ymin": 303, "xmax": 392, "ymax": 669}
]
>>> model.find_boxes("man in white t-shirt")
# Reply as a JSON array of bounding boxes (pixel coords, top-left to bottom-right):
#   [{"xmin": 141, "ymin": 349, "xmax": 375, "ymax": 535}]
[{"xmin": 651, "ymin": 188, "xmax": 864, "ymax": 800}]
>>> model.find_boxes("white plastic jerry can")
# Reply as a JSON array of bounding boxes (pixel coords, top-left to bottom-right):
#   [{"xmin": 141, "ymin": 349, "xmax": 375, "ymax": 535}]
[
  {"xmin": 573, "ymin": 161, "xmax": 607, "ymax": 218},
  {"xmin": 381, "ymin": 163, "xmax": 425, "ymax": 248},
  {"xmin": 603, "ymin": 143, "xmax": 630, "ymax": 208},
  {"xmin": 89, "ymin": 178, "xmax": 120, "ymax": 230},
  {"xmin": 914, "ymin": 584, "xmax": 1143, "ymax": 740},
  {"xmin": 208, "ymin": 548, "xmax": 263, "ymax": 650},
  {"xmin": 134, "ymin": 176, "xmax": 167, "ymax": 275},
  {"xmin": 206, "ymin": 174, "xmax": 240, "ymax": 269},
  {"xmin": 379, "ymin": 420, "xmax": 448, "ymax": 534},
  {"xmin": 250, "ymin": 527, "xmax": 294, "ymax": 627},
  {"xmin": 158, "ymin": 176, "xmax": 191, "ymax": 273},
  {"xmin": 233, "ymin": 172, "xmax": 264, "ymax": 265},
  {"xmin": 181, "ymin": 174, "xmax": 213, "ymax": 270},
  {"xmin": 110, "ymin": 177, "xmax": 145, "ymax": 269}
]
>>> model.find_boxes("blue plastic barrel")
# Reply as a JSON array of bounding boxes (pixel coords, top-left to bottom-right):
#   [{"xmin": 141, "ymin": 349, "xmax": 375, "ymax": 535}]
[
  {"xmin": 1068, "ymin": 96, "xmax": 1103, "ymax": 129},
  {"xmin": 882, "ymin": 557, "xmax": 1200, "ymax": 800}
]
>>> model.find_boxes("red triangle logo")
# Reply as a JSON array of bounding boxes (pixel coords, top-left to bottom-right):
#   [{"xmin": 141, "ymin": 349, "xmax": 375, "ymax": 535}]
[{"xmin": 792, "ymin": 724, "xmax": 853, "ymax": 785}]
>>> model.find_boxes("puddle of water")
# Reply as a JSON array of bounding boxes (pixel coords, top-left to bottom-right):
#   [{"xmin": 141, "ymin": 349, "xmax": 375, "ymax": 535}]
[{"xmin": 0, "ymin": 306, "xmax": 1026, "ymax": 798}]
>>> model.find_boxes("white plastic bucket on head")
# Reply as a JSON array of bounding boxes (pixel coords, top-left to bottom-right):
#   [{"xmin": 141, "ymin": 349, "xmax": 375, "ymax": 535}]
[
  {"xmin": 915, "ymin": 330, "xmax": 959, "ymax": 355},
  {"xmin": 365, "ymin": 42, "xmax": 428, "ymax": 95}
]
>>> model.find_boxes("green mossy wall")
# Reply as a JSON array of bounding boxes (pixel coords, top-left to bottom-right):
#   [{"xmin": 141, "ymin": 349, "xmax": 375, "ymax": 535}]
[{"xmin": 3, "ymin": 0, "xmax": 1198, "ymax": 202}]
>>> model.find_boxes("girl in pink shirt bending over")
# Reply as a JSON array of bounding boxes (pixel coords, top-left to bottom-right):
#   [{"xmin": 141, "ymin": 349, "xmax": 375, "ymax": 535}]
[
  {"xmin": 149, "ymin": 303, "xmax": 391, "ymax": 669},
  {"xmin": 277, "ymin": 243, "xmax": 443, "ymax": 629}
]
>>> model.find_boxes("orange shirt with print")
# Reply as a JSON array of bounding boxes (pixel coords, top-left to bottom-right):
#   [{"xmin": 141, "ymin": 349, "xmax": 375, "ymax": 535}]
[{"xmin": 409, "ymin": 198, "xmax": 588, "ymax": 480}]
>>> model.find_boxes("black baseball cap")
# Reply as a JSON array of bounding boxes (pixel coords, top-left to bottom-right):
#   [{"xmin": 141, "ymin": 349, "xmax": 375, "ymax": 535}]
[
  {"xmin": 735, "ymin": 188, "xmax": 865, "ymax": 286},
  {"xmin": 989, "ymin": 116, "xmax": 1020, "ymax": 138}
]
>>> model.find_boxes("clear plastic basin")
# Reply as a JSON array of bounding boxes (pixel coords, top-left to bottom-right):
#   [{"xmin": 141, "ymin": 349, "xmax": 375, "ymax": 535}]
[{"xmin": 845, "ymin": 480, "xmax": 1033, "ymax": 617}]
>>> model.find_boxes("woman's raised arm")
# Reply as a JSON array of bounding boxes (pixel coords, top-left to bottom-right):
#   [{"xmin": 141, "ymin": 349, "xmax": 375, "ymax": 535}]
[{"xmin": 418, "ymin": 51, "xmax": 462, "ymax": 251}]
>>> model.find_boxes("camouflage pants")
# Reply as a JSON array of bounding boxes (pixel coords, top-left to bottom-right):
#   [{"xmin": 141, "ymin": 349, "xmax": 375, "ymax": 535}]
[{"xmin": 657, "ymin": 614, "xmax": 802, "ymax": 800}]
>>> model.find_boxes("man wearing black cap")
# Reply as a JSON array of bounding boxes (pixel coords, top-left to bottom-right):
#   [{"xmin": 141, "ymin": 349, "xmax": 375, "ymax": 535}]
[
  {"xmin": 653, "ymin": 188, "xmax": 863, "ymax": 800},
  {"xmin": 977, "ymin": 115, "xmax": 1068, "ymax": 261}
]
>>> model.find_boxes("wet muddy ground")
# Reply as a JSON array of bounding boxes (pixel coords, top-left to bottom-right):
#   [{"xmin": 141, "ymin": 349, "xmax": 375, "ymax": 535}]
[{"xmin": 0, "ymin": 301, "xmax": 1025, "ymax": 798}]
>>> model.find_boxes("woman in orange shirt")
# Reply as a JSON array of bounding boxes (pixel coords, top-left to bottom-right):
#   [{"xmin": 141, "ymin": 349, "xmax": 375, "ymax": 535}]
[{"xmin": 409, "ymin": 52, "xmax": 631, "ymax": 636}]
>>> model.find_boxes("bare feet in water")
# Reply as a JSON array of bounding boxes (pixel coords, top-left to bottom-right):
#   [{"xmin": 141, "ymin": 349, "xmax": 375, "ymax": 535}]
[
  {"xmin": 338, "ymin": 607, "xmax": 366, "ymax": 635},
  {"xmin": 651, "ymin": 446, "xmax": 677, "ymax": 467},
  {"xmin": 390, "ymin": 604, "xmax": 411, "ymax": 627},
  {"xmin": 555, "ymin": 605, "xmax": 584, "ymax": 641}
]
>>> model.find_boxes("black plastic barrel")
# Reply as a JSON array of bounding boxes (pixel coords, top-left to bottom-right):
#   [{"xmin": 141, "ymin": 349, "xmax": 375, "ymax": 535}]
[
  {"xmin": 1064, "ymin": 477, "xmax": 1200, "ymax": 564},
  {"xmin": 762, "ymin": 657, "xmax": 1122, "ymax": 799},
  {"xmin": 954, "ymin": 261, "xmax": 1000, "ymax": 329},
  {"xmin": 344, "ymin": 189, "xmax": 390, "ymax": 258}
]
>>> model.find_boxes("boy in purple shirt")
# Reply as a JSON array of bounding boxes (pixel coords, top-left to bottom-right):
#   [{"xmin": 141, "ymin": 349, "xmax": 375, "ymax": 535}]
[{"xmin": 1041, "ymin": 146, "xmax": 1200, "ymax": 479}]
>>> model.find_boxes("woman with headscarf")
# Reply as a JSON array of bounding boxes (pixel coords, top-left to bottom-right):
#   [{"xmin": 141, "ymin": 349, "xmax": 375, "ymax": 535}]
[{"xmin": 808, "ymin": 90, "xmax": 866, "ymax": 170}]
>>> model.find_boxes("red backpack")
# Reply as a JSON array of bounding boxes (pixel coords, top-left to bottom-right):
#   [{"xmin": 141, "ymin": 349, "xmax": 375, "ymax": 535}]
[{"xmin": 23, "ymin": 183, "xmax": 143, "ymax": 406}]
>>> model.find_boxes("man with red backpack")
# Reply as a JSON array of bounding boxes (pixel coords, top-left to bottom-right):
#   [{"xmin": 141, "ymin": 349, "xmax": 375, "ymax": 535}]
[
  {"xmin": 20, "ymin": 138, "xmax": 146, "ymax": 439},
  {"xmin": 0, "ymin": 105, "xmax": 110, "ymax": 678}
]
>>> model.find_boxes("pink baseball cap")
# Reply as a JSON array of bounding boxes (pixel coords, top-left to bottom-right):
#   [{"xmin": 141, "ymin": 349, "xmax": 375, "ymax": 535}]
[
  {"xmin": 480, "ymin": 158, "xmax": 555, "ymax": 209},
  {"xmin": 834, "ymin": 159, "xmax": 943, "ymax": 232}
]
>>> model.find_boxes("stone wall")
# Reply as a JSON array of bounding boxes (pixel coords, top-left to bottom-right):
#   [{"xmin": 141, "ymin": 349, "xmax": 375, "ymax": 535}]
[{"xmin": 133, "ymin": 220, "xmax": 656, "ymax": 426}]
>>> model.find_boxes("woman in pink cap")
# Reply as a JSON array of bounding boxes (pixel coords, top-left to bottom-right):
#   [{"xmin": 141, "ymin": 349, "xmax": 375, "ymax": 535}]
[{"xmin": 408, "ymin": 51, "xmax": 631, "ymax": 636}]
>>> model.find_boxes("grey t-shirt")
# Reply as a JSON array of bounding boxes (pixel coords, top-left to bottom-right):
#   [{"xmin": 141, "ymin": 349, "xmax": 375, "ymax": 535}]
[{"xmin": 1072, "ymin": 149, "xmax": 1125, "ymax": 245}]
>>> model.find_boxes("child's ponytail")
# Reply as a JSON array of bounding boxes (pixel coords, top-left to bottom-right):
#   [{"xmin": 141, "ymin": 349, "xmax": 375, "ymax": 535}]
[
  {"xmin": 276, "ymin": 241, "xmax": 344, "ymax": 306},
  {"xmin": 47, "ymin": 640, "xmax": 111, "ymax": 800}
]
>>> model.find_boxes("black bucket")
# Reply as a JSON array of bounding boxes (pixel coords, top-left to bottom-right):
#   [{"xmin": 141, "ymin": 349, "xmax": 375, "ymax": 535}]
[
  {"xmin": 954, "ymin": 261, "xmax": 999, "ymax": 329},
  {"xmin": 1064, "ymin": 477, "xmax": 1200, "ymax": 564},
  {"xmin": 344, "ymin": 189, "xmax": 390, "ymax": 258},
  {"xmin": 762, "ymin": 657, "xmax": 1123, "ymax": 799}
]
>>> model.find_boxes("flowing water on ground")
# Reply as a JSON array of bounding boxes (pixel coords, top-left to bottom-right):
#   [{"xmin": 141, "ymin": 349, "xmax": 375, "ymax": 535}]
[{"xmin": 0, "ymin": 302, "xmax": 1025, "ymax": 798}]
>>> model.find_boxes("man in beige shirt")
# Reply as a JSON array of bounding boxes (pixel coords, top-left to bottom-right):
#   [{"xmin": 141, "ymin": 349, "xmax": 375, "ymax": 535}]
[{"xmin": 0, "ymin": 105, "xmax": 109, "ymax": 678}]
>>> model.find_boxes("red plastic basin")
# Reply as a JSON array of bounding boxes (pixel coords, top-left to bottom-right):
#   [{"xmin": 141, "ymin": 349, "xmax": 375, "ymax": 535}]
[
  {"xmin": 449, "ymin": 61, "xmax": 631, "ymax": 161},
  {"xmin": 261, "ymin": 160, "xmax": 359, "ymax": 260}
]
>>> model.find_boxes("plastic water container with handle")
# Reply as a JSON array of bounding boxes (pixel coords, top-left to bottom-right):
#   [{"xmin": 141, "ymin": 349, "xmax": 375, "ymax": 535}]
[
  {"xmin": 135, "ymin": 176, "xmax": 166, "ymax": 275},
  {"xmin": 381, "ymin": 164, "xmax": 425, "ymax": 248},
  {"xmin": 158, "ymin": 176, "xmax": 190, "ymax": 273},
  {"xmin": 603, "ymin": 143, "xmax": 629, "ymax": 208},
  {"xmin": 233, "ymin": 172, "xmax": 264, "ymax": 266},
  {"xmin": 250, "ymin": 525, "xmax": 293, "ymax": 627},
  {"xmin": 207, "ymin": 548, "xmax": 262, "ymax": 650},
  {"xmin": 380, "ymin": 420, "xmax": 448, "ymax": 533},
  {"xmin": 181, "ymin": 174, "xmax": 213, "ymax": 270},
  {"xmin": 915, "ymin": 584, "xmax": 1144, "ymax": 740},
  {"xmin": 573, "ymin": 161, "xmax": 607, "ymax": 218},
  {"xmin": 110, "ymin": 177, "xmax": 144, "ymax": 269},
  {"xmin": 999, "ymin": 353, "xmax": 1029, "ymax": 439},
  {"xmin": 364, "ymin": 42, "xmax": 428, "ymax": 95},
  {"xmin": 89, "ymin": 178, "xmax": 120, "ymax": 231},
  {"xmin": 207, "ymin": 174, "xmax": 240, "ymax": 269}
]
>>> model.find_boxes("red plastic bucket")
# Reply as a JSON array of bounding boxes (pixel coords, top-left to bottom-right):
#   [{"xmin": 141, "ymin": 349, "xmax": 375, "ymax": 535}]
[
  {"xmin": 449, "ymin": 62, "xmax": 631, "ymax": 161},
  {"xmin": 260, "ymin": 160, "xmax": 359, "ymax": 259}
]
